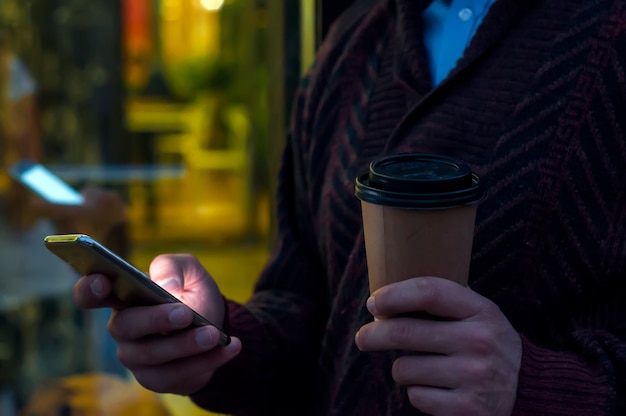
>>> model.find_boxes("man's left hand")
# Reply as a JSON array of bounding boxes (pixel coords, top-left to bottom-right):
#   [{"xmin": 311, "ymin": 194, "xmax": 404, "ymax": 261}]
[{"xmin": 355, "ymin": 276, "xmax": 522, "ymax": 416}]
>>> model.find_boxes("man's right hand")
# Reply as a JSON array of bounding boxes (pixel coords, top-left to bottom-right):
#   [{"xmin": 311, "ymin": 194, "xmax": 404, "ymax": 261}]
[{"xmin": 72, "ymin": 253, "xmax": 242, "ymax": 395}]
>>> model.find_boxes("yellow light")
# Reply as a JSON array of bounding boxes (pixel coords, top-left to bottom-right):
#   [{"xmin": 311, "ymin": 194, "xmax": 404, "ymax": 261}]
[{"xmin": 200, "ymin": 0, "xmax": 224, "ymax": 11}]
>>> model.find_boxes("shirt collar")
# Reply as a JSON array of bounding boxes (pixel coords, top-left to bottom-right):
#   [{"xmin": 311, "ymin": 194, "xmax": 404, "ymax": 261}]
[{"xmin": 391, "ymin": 0, "xmax": 538, "ymax": 93}]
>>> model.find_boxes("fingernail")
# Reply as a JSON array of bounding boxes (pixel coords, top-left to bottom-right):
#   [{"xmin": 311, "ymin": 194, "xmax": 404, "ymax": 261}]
[
  {"xmin": 355, "ymin": 330, "xmax": 363, "ymax": 350},
  {"xmin": 160, "ymin": 277, "xmax": 182, "ymax": 292},
  {"xmin": 196, "ymin": 327, "xmax": 215, "ymax": 349},
  {"xmin": 366, "ymin": 296, "xmax": 377, "ymax": 315},
  {"xmin": 169, "ymin": 306, "xmax": 187, "ymax": 326},
  {"xmin": 91, "ymin": 277, "xmax": 104, "ymax": 297}
]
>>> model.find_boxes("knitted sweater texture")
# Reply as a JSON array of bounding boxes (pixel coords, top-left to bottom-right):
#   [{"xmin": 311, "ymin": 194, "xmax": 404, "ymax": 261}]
[{"xmin": 192, "ymin": 0, "xmax": 626, "ymax": 414}]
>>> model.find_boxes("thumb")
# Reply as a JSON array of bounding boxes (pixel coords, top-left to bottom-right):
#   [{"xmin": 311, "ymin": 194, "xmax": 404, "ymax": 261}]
[
  {"xmin": 147, "ymin": 253, "xmax": 224, "ymax": 328},
  {"xmin": 148, "ymin": 254, "xmax": 186, "ymax": 295}
]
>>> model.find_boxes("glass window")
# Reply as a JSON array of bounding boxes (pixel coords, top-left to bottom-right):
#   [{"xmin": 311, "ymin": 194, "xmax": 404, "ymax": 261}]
[{"xmin": 0, "ymin": 0, "xmax": 312, "ymax": 414}]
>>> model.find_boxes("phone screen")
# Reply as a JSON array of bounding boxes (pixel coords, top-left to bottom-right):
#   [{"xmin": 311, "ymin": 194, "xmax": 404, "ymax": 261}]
[{"xmin": 11, "ymin": 162, "xmax": 84, "ymax": 205}]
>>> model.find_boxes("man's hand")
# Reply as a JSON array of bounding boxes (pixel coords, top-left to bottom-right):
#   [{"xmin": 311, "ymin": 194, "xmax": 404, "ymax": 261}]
[
  {"xmin": 355, "ymin": 276, "xmax": 521, "ymax": 416},
  {"xmin": 73, "ymin": 254, "xmax": 242, "ymax": 395}
]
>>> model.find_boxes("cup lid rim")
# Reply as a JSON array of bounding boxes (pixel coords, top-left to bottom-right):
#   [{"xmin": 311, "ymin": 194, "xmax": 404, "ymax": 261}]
[{"xmin": 355, "ymin": 172, "xmax": 484, "ymax": 209}]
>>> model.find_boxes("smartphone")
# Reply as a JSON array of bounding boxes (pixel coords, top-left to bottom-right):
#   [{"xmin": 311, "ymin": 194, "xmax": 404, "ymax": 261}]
[
  {"xmin": 43, "ymin": 233, "xmax": 231, "ymax": 346},
  {"xmin": 9, "ymin": 160, "xmax": 84, "ymax": 205}
]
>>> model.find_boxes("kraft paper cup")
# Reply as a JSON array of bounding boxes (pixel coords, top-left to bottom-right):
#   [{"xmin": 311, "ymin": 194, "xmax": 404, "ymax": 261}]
[{"xmin": 355, "ymin": 154, "xmax": 483, "ymax": 292}]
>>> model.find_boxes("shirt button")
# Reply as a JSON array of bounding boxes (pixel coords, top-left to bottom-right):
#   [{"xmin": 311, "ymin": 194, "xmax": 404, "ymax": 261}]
[{"xmin": 458, "ymin": 8, "xmax": 473, "ymax": 21}]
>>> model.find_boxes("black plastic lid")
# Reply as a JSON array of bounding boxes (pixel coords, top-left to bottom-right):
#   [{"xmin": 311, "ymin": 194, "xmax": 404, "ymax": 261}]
[{"xmin": 355, "ymin": 153, "xmax": 484, "ymax": 210}]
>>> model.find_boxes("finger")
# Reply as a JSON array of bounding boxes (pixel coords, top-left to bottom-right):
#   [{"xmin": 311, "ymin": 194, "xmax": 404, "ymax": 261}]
[
  {"xmin": 133, "ymin": 337, "xmax": 242, "ymax": 395},
  {"xmin": 118, "ymin": 325, "xmax": 225, "ymax": 367},
  {"xmin": 149, "ymin": 254, "xmax": 187, "ymax": 292},
  {"xmin": 148, "ymin": 254, "xmax": 223, "ymax": 326},
  {"xmin": 108, "ymin": 303, "xmax": 194, "ymax": 341},
  {"xmin": 356, "ymin": 317, "xmax": 467, "ymax": 355},
  {"xmin": 406, "ymin": 385, "xmax": 478, "ymax": 416},
  {"xmin": 149, "ymin": 254, "xmax": 209, "ymax": 294},
  {"xmin": 369, "ymin": 277, "xmax": 486, "ymax": 320},
  {"xmin": 73, "ymin": 274, "xmax": 126, "ymax": 309}
]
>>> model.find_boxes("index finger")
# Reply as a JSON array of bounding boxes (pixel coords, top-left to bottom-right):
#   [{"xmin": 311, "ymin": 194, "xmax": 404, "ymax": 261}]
[
  {"xmin": 72, "ymin": 273, "xmax": 126, "ymax": 309},
  {"xmin": 369, "ymin": 276, "xmax": 486, "ymax": 320}
]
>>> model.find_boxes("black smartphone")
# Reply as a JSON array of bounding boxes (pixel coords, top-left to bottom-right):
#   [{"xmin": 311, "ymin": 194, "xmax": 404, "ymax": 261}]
[
  {"xmin": 9, "ymin": 160, "xmax": 85, "ymax": 205},
  {"xmin": 43, "ymin": 233, "xmax": 231, "ymax": 346}
]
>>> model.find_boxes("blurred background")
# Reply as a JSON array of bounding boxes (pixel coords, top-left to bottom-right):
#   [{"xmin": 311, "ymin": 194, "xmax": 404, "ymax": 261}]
[{"xmin": 0, "ymin": 0, "xmax": 353, "ymax": 414}]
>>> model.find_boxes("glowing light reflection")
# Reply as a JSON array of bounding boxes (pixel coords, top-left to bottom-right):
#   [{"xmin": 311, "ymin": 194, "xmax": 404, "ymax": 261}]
[{"xmin": 200, "ymin": 0, "xmax": 224, "ymax": 11}]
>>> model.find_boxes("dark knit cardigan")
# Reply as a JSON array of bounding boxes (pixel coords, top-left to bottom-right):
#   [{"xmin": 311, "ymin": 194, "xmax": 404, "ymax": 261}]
[{"xmin": 192, "ymin": 0, "xmax": 626, "ymax": 414}]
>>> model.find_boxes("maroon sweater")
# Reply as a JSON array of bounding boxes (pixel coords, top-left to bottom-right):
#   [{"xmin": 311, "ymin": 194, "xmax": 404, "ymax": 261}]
[{"xmin": 192, "ymin": 0, "xmax": 626, "ymax": 414}]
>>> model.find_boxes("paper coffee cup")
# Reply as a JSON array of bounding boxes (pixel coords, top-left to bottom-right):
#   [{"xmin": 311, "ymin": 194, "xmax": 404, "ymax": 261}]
[{"xmin": 355, "ymin": 154, "xmax": 483, "ymax": 292}]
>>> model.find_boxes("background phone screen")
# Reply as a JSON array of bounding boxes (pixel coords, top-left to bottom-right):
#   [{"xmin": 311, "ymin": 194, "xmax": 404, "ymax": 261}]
[{"xmin": 19, "ymin": 164, "xmax": 84, "ymax": 205}]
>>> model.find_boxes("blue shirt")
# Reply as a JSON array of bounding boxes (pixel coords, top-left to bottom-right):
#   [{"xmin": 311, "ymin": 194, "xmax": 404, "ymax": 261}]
[{"xmin": 423, "ymin": 0, "xmax": 496, "ymax": 86}]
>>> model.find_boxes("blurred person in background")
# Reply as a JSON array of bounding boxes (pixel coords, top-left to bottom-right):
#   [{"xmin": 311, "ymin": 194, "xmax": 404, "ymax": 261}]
[
  {"xmin": 0, "ymin": 30, "xmax": 126, "ymax": 413},
  {"xmin": 73, "ymin": 1, "xmax": 626, "ymax": 415}
]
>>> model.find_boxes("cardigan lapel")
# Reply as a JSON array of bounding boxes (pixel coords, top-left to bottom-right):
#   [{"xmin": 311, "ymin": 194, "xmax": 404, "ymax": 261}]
[
  {"xmin": 391, "ymin": 0, "xmax": 433, "ymax": 96},
  {"xmin": 385, "ymin": 0, "xmax": 538, "ymax": 152},
  {"xmin": 448, "ymin": 0, "xmax": 538, "ymax": 82},
  {"xmin": 392, "ymin": 0, "xmax": 538, "ymax": 95}
]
